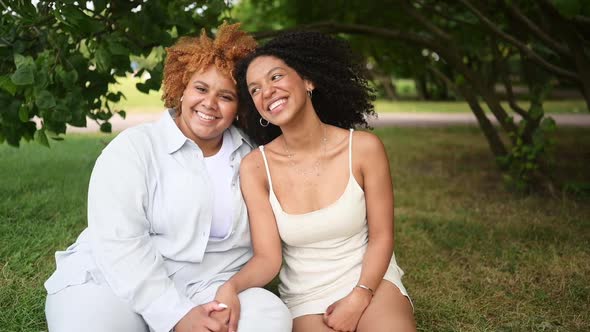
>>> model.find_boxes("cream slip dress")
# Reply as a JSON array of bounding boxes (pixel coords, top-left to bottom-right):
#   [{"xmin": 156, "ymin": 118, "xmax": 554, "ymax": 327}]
[{"xmin": 259, "ymin": 129, "xmax": 411, "ymax": 318}]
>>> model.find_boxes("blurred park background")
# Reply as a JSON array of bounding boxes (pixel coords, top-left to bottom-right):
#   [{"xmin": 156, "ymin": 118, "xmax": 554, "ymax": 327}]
[{"xmin": 1, "ymin": 1, "xmax": 589, "ymax": 331}]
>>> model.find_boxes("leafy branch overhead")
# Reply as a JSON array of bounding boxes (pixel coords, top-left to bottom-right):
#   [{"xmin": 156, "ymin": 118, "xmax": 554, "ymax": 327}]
[{"xmin": 0, "ymin": 0, "xmax": 231, "ymax": 147}]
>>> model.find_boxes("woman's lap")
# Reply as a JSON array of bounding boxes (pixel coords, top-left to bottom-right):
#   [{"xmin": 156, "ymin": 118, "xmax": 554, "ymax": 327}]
[
  {"xmin": 46, "ymin": 281, "xmax": 149, "ymax": 332},
  {"xmin": 45, "ymin": 282, "xmax": 291, "ymax": 332},
  {"xmin": 357, "ymin": 280, "xmax": 415, "ymax": 332},
  {"xmin": 292, "ymin": 279, "xmax": 415, "ymax": 332}
]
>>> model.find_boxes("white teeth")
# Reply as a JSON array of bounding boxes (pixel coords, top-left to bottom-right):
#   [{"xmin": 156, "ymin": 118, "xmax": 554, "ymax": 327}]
[
  {"xmin": 269, "ymin": 98, "xmax": 286, "ymax": 111},
  {"xmin": 197, "ymin": 111, "xmax": 215, "ymax": 120}
]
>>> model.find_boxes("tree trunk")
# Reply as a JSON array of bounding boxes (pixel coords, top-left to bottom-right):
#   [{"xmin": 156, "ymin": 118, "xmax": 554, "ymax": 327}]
[
  {"xmin": 416, "ymin": 75, "xmax": 430, "ymax": 100},
  {"xmin": 440, "ymin": 49, "xmax": 517, "ymax": 137},
  {"xmin": 429, "ymin": 66, "xmax": 508, "ymax": 159},
  {"xmin": 378, "ymin": 74, "xmax": 397, "ymax": 100}
]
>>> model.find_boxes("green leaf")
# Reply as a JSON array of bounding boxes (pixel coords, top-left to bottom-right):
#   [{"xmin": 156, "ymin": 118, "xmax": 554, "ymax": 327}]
[
  {"xmin": 540, "ymin": 117, "xmax": 557, "ymax": 131},
  {"xmin": 552, "ymin": 0, "xmax": 583, "ymax": 18},
  {"xmin": 93, "ymin": 0, "xmax": 107, "ymax": 13},
  {"xmin": 35, "ymin": 90, "xmax": 57, "ymax": 110},
  {"xmin": 108, "ymin": 40, "xmax": 130, "ymax": 55},
  {"xmin": 18, "ymin": 107, "xmax": 29, "ymax": 122},
  {"xmin": 64, "ymin": 70, "xmax": 79, "ymax": 88},
  {"xmin": 136, "ymin": 82, "xmax": 151, "ymax": 93},
  {"xmin": 118, "ymin": 110, "xmax": 126, "ymax": 119},
  {"xmin": 34, "ymin": 128, "xmax": 50, "ymax": 147},
  {"xmin": 35, "ymin": 69, "xmax": 49, "ymax": 89},
  {"xmin": 14, "ymin": 54, "xmax": 33, "ymax": 68},
  {"xmin": 0, "ymin": 75, "xmax": 18, "ymax": 95},
  {"xmin": 10, "ymin": 66, "xmax": 35, "ymax": 85},
  {"xmin": 95, "ymin": 45, "xmax": 111, "ymax": 72},
  {"xmin": 528, "ymin": 104, "xmax": 544, "ymax": 121},
  {"xmin": 100, "ymin": 122, "xmax": 112, "ymax": 133},
  {"xmin": 106, "ymin": 91, "xmax": 123, "ymax": 102}
]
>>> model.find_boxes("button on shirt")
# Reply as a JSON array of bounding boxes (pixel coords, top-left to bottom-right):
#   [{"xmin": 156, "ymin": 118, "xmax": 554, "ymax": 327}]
[{"xmin": 44, "ymin": 110, "xmax": 254, "ymax": 332}]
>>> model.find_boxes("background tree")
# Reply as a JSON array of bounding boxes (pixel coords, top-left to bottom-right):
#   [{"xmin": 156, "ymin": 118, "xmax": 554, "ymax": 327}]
[
  {"xmin": 0, "ymin": 0, "xmax": 230, "ymax": 147},
  {"xmin": 2, "ymin": 0, "xmax": 589, "ymax": 191},
  {"xmin": 235, "ymin": 0, "xmax": 590, "ymax": 191}
]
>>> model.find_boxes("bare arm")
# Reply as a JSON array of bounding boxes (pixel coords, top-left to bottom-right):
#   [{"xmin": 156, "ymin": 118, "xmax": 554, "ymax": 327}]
[
  {"xmin": 225, "ymin": 150, "xmax": 283, "ymax": 292},
  {"xmin": 356, "ymin": 131, "xmax": 395, "ymax": 294},
  {"xmin": 324, "ymin": 131, "xmax": 395, "ymax": 331}
]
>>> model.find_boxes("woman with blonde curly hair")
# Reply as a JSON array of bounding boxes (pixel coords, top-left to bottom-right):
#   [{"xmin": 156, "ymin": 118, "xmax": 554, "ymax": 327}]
[{"xmin": 44, "ymin": 23, "xmax": 291, "ymax": 332}]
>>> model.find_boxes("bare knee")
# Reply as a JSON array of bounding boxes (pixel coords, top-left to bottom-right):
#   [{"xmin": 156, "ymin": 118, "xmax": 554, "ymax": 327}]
[{"xmin": 357, "ymin": 315, "xmax": 416, "ymax": 332}]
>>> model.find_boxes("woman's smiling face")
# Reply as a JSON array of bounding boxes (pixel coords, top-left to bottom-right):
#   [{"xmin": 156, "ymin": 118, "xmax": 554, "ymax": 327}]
[
  {"xmin": 176, "ymin": 65, "xmax": 238, "ymax": 148},
  {"xmin": 246, "ymin": 56, "xmax": 314, "ymax": 126}
]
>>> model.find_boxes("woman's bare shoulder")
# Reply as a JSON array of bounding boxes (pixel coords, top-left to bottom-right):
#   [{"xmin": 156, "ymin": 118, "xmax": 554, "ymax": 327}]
[{"xmin": 352, "ymin": 130, "xmax": 386, "ymax": 154}]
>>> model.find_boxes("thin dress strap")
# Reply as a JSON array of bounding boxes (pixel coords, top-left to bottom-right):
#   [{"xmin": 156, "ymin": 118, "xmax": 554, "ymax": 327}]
[
  {"xmin": 348, "ymin": 129, "xmax": 354, "ymax": 176},
  {"xmin": 258, "ymin": 145, "xmax": 274, "ymax": 189}
]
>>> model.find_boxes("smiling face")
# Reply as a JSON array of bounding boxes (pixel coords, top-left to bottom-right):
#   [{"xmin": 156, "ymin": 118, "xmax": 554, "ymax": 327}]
[
  {"xmin": 176, "ymin": 66, "xmax": 238, "ymax": 152},
  {"xmin": 246, "ymin": 56, "xmax": 314, "ymax": 126}
]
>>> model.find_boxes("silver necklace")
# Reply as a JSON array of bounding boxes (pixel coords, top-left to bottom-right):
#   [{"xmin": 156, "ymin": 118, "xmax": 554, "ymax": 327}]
[{"xmin": 282, "ymin": 123, "xmax": 328, "ymax": 178}]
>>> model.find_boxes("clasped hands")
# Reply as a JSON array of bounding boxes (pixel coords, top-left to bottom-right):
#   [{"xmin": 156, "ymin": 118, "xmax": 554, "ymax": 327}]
[{"xmin": 174, "ymin": 282, "xmax": 240, "ymax": 332}]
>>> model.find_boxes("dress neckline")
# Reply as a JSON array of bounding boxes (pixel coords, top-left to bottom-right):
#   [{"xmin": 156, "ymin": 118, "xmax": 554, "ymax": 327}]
[{"xmin": 269, "ymin": 174, "xmax": 364, "ymax": 217}]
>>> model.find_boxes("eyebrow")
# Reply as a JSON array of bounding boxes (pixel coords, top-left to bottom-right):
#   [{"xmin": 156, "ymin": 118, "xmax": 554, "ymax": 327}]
[
  {"xmin": 247, "ymin": 66, "xmax": 284, "ymax": 88},
  {"xmin": 192, "ymin": 80, "xmax": 237, "ymax": 97}
]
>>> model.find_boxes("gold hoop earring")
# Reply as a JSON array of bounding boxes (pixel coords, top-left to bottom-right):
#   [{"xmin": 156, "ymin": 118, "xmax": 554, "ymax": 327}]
[{"xmin": 307, "ymin": 89, "xmax": 313, "ymax": 98}]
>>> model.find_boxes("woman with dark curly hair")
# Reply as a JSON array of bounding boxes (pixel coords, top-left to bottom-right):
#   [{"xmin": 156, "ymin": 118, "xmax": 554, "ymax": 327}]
[
  {"xmin": 44, "ymin": 23, "xmax": 291, "ymax": 332},
  {"xmin": 235, "ymin": 31, "xmax": 416, "ymax": 331}
]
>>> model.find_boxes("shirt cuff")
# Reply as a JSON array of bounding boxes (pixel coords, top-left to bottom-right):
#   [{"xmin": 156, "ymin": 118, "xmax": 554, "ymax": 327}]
[{"xmin": 141, "ymin": 286, "xmax": 196, "ymax": 332}]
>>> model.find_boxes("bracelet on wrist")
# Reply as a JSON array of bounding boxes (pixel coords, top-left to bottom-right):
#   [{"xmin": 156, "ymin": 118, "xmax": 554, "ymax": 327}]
[{"xmin": 355, "ymin": 284, "xmax": 375, "ymax": 296}]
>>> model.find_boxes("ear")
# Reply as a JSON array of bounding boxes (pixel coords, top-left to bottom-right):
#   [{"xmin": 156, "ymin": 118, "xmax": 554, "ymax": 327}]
[{"xmin": 304, "ymin": 79, "xmax": 315, "ymax": 91}]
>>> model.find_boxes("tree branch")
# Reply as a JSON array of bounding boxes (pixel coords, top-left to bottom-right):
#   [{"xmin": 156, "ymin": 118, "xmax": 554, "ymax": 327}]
[
  {"xmin": 418, "ymin": 2, "xmax": 481, "ymax": 29},
  {"xmin": 500, "ymin": 0, "xmax": 570, "ymax": 58},
  {"xmin": 428, "ymin": 64, "xmax": 507, "ymax": 157},
  {"xmin": 402, "ymin": 0, "xmax": 452, "ymax": 42},
  {"xmin": 252, "ymin": 21, "xmax": 438, "ymax": 50},
  {"xmin": 573, "ymin": 15, "xmax": 590, "ymax": 27},
  {"xmin": 490, "ymin": 37, "xmax": 529, "ymax": 118},
  {"xmin": 458, "ymin": 0, "xmax": 578, "ymax": 82}
]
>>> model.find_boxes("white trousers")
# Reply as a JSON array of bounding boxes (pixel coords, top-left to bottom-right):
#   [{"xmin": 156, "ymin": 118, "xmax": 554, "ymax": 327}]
[{"xmin": 45, "ymin": 281, "xmax": 292, "ymax": 332}]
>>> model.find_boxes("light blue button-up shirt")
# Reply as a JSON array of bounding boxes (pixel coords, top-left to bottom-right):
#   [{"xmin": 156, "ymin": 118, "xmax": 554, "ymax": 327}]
[{"xmin": 45, "ymin": 110, "xmax": 255, "ymax": 332}]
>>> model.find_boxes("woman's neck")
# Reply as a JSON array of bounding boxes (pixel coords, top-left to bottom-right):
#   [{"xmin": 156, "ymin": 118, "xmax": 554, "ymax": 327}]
[
  {"xmin": 174, "ymin": 117, "xmax": 224, "ymax": 157},
  {"xmin": 280, "ymin": 111, "xmax": 325, "ymax": 152},
  {"xmin": 197, "ymin": 137, "xmax": 223, "ymax": 157}
]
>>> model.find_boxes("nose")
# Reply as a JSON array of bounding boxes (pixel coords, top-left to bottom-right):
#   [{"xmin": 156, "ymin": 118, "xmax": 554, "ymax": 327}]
[
  {"xmin": 261, "ymin": 84, "xmax": 276, "ymax": 99},
  {"xmin": 201, "ymin": 93, "xmax": 217, "ymax": 110}
]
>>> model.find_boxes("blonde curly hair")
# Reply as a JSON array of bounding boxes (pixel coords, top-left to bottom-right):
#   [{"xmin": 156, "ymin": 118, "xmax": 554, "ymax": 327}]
[{"xmin": 162, "ymin": 22, "xmax": 257, "ymax": 110}]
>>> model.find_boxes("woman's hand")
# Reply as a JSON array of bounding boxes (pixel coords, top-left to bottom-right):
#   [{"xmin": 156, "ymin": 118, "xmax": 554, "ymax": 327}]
[
  {"xmin": 323, "ymin": 288, "xmax": 372, "ymax": 331},
  {"xmin": 174, "ymin": 301, "xmax": 229, "ymax": 332},
  {"xmin": 210, "ymin": 281, "xmax": 241, "ymax": 332}
]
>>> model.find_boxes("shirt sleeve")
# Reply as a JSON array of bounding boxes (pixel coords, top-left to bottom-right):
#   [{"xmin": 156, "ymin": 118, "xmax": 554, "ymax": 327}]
[{"xmin": 87, "ymin": 131, "xmax": 195, "ymax": 332}]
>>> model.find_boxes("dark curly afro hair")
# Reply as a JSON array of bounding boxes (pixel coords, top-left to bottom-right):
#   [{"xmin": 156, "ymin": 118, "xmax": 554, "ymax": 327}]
[{"xmin": 234, "ymin": 30, "xmax": 376, "ymax": 145}]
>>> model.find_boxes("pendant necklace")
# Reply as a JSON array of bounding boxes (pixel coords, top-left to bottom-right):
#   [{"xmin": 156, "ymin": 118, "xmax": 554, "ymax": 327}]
[{"xmin": 282, "ymin": 123, "xmax": 328, "ymax": 178}]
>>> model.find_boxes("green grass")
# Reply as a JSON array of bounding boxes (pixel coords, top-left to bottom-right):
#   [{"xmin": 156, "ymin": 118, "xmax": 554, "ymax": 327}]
[
  {"xmin": 0, "ymin": 134, "xmax": 114, "ymax": 331},
  {"xmin": 2, "ymin": 128, "xmax": 589, "ymax": 331}
]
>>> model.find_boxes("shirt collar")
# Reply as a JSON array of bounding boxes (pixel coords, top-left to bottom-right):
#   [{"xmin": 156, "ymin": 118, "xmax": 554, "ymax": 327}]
[
  {"xmin": 158, "ymin": 109, "xmax": 188, "ymax": 154},
  {"xmin": 158, "ymin": 109, "xmax": 254, "ymax": 154},
  {"xmin": 226, "ymin": 125, "xmax": 254, "ymax": 152}
]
